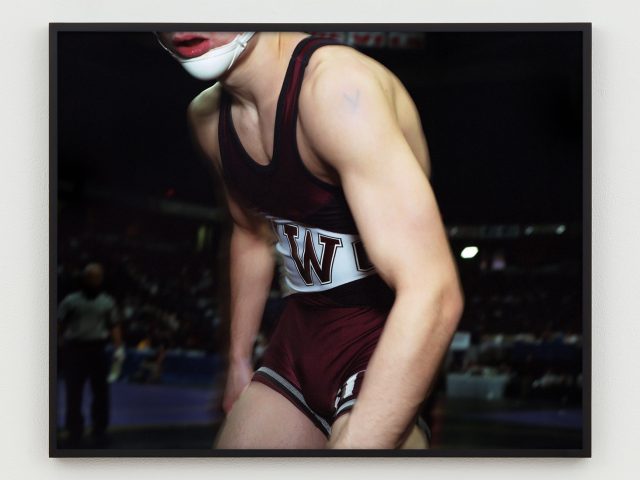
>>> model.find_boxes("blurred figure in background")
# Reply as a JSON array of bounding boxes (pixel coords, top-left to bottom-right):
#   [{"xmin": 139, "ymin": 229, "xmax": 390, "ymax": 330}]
[{"xmin": 58, "ymin": 262, "xmax": 124, "ymax": 447}]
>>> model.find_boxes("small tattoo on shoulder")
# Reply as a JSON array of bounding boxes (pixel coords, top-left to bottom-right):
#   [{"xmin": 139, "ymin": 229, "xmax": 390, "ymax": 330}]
[{"xmin": 343, "ymin": 90, "xmax": 361, "ymax": 111}]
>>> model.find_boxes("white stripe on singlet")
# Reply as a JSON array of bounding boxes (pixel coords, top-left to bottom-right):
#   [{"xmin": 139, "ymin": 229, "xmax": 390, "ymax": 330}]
[
  {"xmin": 256, "ymin": 366, "xmax": 332, "ymax": 435},
  {"xmin": 268, "ymin": 217, "xmax": 376, "ymax": 293}
]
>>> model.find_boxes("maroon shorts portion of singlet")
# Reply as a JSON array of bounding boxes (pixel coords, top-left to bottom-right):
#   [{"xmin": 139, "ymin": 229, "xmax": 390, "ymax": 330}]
[{"xmin": 252, "ymin": 291, "xmax": 387, "ymax": 437}]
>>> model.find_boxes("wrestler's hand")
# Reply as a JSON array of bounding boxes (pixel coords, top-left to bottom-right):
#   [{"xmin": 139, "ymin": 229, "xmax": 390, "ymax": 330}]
[{"xmin": 222, "ymin": 357, "xmax": 253, "ymax": 414}]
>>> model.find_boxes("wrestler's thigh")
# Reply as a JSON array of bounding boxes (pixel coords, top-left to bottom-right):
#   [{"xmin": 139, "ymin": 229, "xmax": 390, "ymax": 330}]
[
  {"xmin": 330, "ymin": 413, "xmax": 429, "ymax": 449},
  {"xmin": 215, "ymin": 381, "xmax": 327, "ymax": 449}
]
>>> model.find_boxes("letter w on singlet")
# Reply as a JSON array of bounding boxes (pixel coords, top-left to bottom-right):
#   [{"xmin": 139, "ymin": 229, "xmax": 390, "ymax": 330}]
[{"xmin": 282, "ymin": 224, "xmax": 343, "ymax": 286}]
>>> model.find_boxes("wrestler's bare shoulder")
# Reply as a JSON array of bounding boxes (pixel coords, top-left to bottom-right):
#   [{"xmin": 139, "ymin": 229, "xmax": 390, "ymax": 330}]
[
  {"xmin": 299, "ymin": 43, "xmax": 430, "ymax": 174},
  {"xmin": 302, "ymin": 45, "xmax": 398, "ymax": 102},
  {"xmin": 302, "ymin": 44, "xmax": 422, "ymax": 131},
  {"xmin": 189, "ymin": 82, "xmax": 224, "ymax": 119},
  {"xmin": 187, "ymin": 83, "xmax": 224, "ymax": 162}
]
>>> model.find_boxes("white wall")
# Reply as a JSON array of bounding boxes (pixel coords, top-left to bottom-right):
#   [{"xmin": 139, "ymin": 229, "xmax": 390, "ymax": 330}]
[{"xmin": 1, "ymin": 0, "xmax": 638, "ymax": 478}]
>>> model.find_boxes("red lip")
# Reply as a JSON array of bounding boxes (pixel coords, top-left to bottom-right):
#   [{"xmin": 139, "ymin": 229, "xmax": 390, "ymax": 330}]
[{"xmin": 172, "ymin": 34, "xmax": 213, "ymax": 59}]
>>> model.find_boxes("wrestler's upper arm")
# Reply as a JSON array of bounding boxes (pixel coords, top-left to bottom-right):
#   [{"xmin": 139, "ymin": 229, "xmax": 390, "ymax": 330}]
[
  {"xmin": 226, "ymin": 192, "xmax": 274, "ymax": 241},
  {"xmin": 300, "ymin": 67, "xmax": 458, "ymax": 294}
]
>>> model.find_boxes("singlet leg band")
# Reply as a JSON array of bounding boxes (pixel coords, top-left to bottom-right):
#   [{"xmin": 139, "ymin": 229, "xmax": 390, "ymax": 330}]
[{"xmin": 253, "ymin": 366, "xmax": 332, "ymax": 437}]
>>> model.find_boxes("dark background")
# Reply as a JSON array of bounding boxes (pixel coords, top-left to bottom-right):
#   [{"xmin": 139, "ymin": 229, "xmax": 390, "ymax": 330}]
[
  {"xmin": 53, "ymin": 29, "xmax": 586, "ymax": 453},
  {"xmin": 57, "ymin": 31, "xmax": 582, "ymax": 224}
]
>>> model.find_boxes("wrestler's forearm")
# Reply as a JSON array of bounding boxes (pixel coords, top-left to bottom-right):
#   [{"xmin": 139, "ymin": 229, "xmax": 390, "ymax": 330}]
[
  {"xmin": 228, "ymin": 225, "xmax": 275, "ymax": 361},
  {"xmin": 330, "ymin": 286, "xmax": 462, "ymax": 449}
]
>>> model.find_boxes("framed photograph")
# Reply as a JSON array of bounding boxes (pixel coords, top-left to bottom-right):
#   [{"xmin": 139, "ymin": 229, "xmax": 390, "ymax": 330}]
[{"xmin": 50, "ymin": 23, "xmax": 591, "ymax": 457}]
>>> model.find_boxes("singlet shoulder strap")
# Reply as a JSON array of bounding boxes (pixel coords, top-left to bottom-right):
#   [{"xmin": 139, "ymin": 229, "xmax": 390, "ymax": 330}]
[
  {"xmin": 218, "ymin": 88, "xmax": 232, "ymax": 155},
  {"xmin": 217, "ymin": 87, "xmax": 241, "ymax": 182},
  {"xmin": 278, "ymin": 36, "xmax": 344, "ymax": 140},
  {"xmin": 218, "ymin": 36, "xmax": 343, "ymax": 177}
]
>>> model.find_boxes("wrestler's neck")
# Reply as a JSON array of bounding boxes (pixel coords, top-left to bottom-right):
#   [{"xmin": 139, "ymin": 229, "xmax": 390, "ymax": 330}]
[{"xmin": 219, "ymin": 32, "xmax": 310, "ymax": 112}]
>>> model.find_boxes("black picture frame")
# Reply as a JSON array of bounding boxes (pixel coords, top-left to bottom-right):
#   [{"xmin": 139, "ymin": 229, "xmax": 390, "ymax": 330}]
[{"xmin": 50, "ymin": 23, "xmax": 591, "ymax": 458}]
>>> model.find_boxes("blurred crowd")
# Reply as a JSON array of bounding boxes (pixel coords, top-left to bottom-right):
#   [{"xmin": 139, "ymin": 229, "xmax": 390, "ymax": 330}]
[
  {"xmin": 58, "ymin": 230, "xmax": 223, "ymax": 354},
  {"xmin": 58, "ymin": 210, "xmax": 583, "ymax": 404}
]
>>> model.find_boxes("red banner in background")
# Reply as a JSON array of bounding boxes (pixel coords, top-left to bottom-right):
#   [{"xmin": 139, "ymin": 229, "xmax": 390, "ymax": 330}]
[
  {"xmin": 348, "ymin": 32, "xmax": 387, "ymax": 48},
  {"xmin": 311, "ymin": 32, "xmax": 425, "ymax": 49},
  {"xmin": 310, "ymin": 32, "xmax": 348, "ymax": 43},
  {"xmin": 387, "ymin": 32, "xmax": 425, "ymax": 49}
]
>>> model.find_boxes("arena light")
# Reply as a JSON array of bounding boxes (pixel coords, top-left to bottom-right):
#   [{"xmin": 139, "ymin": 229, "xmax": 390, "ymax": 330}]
[
  {"xmin": 461, "ymin": 246, "xmax": 479, "ymax": 259},
  {"xmin": 556, "ymin": 224, "xmax": 566, "ymax": 234}
]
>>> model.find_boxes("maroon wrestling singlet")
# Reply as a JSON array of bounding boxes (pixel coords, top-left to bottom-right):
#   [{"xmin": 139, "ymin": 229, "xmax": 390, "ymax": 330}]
[{"xmin": 218, "ymin": 36, "xmax": 403, "ymax": 436}]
